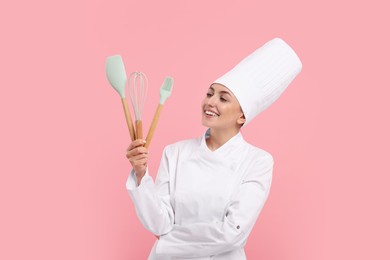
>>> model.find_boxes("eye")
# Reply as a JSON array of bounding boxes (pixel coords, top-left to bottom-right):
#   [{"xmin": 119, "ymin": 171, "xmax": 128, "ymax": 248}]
[
  {"xmin": 220, "ymin": 96, "xmax": 227, "ymax": 102},
  {"xmin": 206, "ymin": 93, "xmax": 213, "ymax": 97}
]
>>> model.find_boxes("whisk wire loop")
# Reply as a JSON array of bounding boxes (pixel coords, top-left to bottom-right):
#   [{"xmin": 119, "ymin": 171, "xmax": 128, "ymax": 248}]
[{"xmin": 128, "ymin": 72, "xmax": 148, "ymax": 120}]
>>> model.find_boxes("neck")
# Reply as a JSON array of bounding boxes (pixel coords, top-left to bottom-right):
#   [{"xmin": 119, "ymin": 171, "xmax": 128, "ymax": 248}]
[{"xmin": 206, "ymin": 127, "xmax": 240, "ymax": 151}]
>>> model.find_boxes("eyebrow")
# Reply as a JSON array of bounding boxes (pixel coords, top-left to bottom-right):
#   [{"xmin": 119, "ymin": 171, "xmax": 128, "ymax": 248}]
[{"xmin": 209, "ymin": 86, "xmax": 232, "ymax": 96}]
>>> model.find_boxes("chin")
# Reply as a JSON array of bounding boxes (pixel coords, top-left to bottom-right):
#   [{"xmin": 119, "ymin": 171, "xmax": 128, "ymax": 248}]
[
  {"xmin": 201, "ymin": 118, "xmax": 214, "ymax": 128},
  {"xmin": 201, "ymin": 120, "xmax": 210, "ymax": 128}
]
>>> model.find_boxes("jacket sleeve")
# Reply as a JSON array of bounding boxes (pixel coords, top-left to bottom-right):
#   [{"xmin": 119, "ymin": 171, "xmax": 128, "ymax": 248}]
[
  {"xmin": 126, "ymin": 147, "xmax": 174, "ymax": 236},
  {"xmin": 155, "ymin": 153, "xmax": 274, "ymax": 258}
]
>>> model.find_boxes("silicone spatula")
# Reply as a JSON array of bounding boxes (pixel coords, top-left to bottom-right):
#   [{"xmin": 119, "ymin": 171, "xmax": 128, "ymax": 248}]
[
  {"xmin": 106, "ymin": 55, "xmax": 136, "ymax": 141},
  {"xmin": 145, "ymin": 77, "xmax": 174, "ymax": 149}
]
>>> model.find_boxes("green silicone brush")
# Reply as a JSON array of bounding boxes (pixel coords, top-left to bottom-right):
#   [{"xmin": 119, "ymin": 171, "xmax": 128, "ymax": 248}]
[
  {"xmin": 145, "ymin": 77, "xmax": 174, "ymax": 149},
  {"xmin": 106, "ymin": 55, "xmax": 136, "ymax": 141}
]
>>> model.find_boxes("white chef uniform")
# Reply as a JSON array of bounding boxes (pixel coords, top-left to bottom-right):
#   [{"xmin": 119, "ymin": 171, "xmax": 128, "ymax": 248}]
[
  {"xmin": 126, "ymin": 128, "xmax": 273, "ymax": 259},
  {"xmin": 126, "ymin": 37, "xmax": 302, "ymax": 259}
]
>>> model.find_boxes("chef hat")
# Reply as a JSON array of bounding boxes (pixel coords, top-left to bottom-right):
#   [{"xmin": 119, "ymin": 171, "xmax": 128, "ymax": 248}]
[{"xmin": 212, "ymin": 37, "xmax": 302, "ymax": 126}]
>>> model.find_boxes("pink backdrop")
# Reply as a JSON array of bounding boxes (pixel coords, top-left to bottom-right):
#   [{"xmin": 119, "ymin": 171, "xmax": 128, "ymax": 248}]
[{"xmin": 1, "ymin": 0, "xmax": 389, "ymax": 259}]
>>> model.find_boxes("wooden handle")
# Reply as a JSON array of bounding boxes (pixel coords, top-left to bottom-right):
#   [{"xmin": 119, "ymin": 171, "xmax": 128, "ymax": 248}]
[
  {"xmin": 121, "ymin": 98, "xmax": 136, "ymax": 141},
  {"xmin": 145, "ymin": 104, "xmax": 163, "ymax": 149},
  {"xmin": 136, "ymin": 120, "xmax": 143, "ymax": 140}
]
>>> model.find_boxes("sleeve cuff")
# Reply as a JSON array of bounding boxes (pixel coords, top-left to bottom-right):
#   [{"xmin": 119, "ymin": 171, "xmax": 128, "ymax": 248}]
[{"xmin": 126, "ymin": 168, "xmax": 150, "ymax": 190}]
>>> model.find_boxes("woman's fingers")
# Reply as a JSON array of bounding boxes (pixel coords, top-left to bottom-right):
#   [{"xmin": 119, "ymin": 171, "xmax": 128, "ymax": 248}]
[
  {"xmin": 132, "ymin": 158, "xmax": 148, "ymax": 166},
  {"xmin": 126, "ymin": 145, "xmax": 149, "ymax": 158},
  {"xmin": 126, "ymin": 139, "xmax": 148, "ymax": 158},
  {"xmin": 128, "ymin": 153, "xmax": 148, "ymax": 163},
  {"xmin": 126, "ymin": 139, "xmax": 149, "ymax": 178},
  {"xmin": 126, "ymin": 147, "xmax": 148, "ymax": 159},
  {"xmin": 127, "ymin": 139, "xmax": 146, "ymax": 151}
]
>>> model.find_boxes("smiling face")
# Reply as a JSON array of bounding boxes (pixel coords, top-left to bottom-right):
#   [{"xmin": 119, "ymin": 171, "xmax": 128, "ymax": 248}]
[{"xmin": 201, "ymin": 83, "xmax": 245, "ymax": 130}]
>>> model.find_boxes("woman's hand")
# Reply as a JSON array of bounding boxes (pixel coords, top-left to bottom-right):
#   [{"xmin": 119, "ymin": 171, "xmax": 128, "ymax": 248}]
[{"xmin": 126, "ymin": 139, "xmax": 148, "ymax": 185}]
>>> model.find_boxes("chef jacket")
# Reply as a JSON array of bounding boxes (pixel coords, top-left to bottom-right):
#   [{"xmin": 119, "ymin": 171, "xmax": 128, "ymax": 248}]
[{"xmin": 126, "ymin": 129, "xmax": 274, "ymax": 259}]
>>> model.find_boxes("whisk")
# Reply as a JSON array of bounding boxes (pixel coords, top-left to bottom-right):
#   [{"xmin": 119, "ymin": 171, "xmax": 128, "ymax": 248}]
[{"xmin": 128, "ymin": 72, "xmax": 148, "ymax": 140}]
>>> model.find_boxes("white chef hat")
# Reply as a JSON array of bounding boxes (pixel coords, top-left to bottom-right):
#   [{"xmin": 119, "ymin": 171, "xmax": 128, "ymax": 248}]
[{"xmin": 212, "ymin": 37, "xmax": 302, "ymax": 126}]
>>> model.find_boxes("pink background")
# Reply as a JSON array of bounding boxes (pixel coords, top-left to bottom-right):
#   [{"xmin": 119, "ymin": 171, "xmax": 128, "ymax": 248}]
[{"xmin": 1, "ymin": 0, "xmax": 389, "ymax": 259}]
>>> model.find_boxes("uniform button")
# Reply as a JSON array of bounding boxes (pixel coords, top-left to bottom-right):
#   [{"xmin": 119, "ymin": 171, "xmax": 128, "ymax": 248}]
[{"xmin": 236, "ymin": 225, "xmax": 240, "ymax": 229}]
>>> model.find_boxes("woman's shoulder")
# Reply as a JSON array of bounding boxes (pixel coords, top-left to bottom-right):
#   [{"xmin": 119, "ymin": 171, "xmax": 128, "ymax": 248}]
[
  {"xmin": 243, "ymin": 141, "xmax": 274, "ymax": 164},
  {"xmin": 240, "ymin": 142, "xmax": 274, "ymax": 180}
]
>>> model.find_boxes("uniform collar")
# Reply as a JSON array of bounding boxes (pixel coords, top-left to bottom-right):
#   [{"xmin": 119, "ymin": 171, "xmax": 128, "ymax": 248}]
[{"xmin": 200, "ymin": 128, "xmax": 244, "ymax": 156}]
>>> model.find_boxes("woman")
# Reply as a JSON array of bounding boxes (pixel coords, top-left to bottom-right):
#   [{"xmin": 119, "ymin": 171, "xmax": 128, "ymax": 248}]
[{"xmin": 125, "ymin": 38, "xmax": 302, "ymax": 259}]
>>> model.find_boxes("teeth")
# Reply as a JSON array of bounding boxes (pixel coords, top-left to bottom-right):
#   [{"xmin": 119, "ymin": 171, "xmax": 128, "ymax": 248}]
[{"xmin": 205, "ymin": 110, "xmax": 218, "ymax": 117}]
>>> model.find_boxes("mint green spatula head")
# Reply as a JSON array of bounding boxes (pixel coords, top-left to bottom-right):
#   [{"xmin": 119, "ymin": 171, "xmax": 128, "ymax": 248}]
[
  {"xmin": 159, "ymin": 77, "xmax": 174, "ymax": 104},
  {"xmin": 106, "ymin": 55, "xmax": 127, "ymax": 98}
]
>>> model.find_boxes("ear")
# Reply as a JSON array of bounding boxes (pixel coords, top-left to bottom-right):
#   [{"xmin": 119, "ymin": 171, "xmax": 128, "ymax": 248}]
[{"xmin": 237, "ymin": 113, "xmax": 246, "ymax": 125}]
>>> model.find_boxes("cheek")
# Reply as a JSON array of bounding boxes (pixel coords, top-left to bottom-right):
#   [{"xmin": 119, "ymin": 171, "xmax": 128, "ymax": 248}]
[
  {"xmin": 224, "ymin": 105, "xmax": 241, "ymax": 117},
  {"xmin": 201, "ymin": 98, "xmax": 207, "ymax": 108}
]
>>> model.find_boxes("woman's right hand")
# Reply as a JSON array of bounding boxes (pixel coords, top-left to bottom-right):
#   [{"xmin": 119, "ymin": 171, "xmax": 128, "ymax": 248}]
[{"xmin": 126, "ymin": 139, "xmax": 149, "ymax": 184}]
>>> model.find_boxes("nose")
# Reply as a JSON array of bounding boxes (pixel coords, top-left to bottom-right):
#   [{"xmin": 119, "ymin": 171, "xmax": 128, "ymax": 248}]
[{"xmin": 206, "ymin": 95, "xmax": 217, "ymax": 107}]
